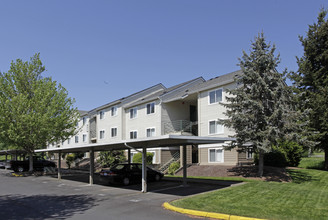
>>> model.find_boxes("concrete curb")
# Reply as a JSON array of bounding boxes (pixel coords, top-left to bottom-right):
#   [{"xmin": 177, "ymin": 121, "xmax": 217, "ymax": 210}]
[{"xmin": 163, "ymin": 202, "xmax": 266, "ymax": 220}]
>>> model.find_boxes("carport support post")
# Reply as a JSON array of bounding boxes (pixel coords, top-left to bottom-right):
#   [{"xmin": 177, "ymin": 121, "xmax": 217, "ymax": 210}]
[
  {"xmin": 5, "ymin": 153, "xmax": 7, "ymax": 170},
  {"xmin": 58, "ymin": 151, "xmax": 62, "ymax": 180},
  {"xmin": 128, "ymin": 149, "xmax": 131, "ymax": 163},
  {"xmin": 183, "ymin": 145, "xmax": 187, "ymax": 186},
  {"xmin": 142, "ymin": 146, "xmax": 147, "ymax": 193},
  {"xmin": 89, "ymin": 148, "xmax": 94, "ymax": 185}
]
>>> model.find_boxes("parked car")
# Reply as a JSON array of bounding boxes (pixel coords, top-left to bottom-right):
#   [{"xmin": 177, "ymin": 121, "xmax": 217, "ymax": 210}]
[
  {"xmin": 10, "ymin": 156, "xmax": 56, "ymax": 172},
  {"xmin": 99, "ymin": 163, "xmax": 164, "ymax": 186},
  {"xmin": 0, "ymin": 160, "xmax": 11, "ymax": 169}
]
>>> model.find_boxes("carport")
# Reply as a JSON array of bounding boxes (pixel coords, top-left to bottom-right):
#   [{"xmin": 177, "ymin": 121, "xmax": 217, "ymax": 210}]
[{"xmin": 35, "ymin": 135, "xmax": 234, "ymax": 193}]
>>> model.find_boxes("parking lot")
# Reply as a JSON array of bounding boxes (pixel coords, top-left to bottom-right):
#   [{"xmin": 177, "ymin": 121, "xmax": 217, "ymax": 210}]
[{"xmin": 0, "ymin": 169, "xmax": 240, "ymax": 220}]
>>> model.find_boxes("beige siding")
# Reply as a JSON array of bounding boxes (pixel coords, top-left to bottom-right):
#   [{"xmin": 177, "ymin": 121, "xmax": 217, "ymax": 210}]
[
  {"xmin": 160, "ymin": 150, "xmax": 179, "ymax": 165},
  {"xmin": 198, "ymin": 82, "xmax": 236, "ymax": 137},
  {"xmin": 125, "ymin": 100, "xmax": 162, "ymax": 139},
  {"xmin": 199, "ymin": 147, "xmax": 238, "ymax": 166}
]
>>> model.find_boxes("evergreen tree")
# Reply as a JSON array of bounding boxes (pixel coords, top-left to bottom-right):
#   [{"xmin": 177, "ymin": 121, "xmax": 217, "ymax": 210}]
[
  {"xmin": 221, "ymin": 33, "xmax": 293, "ymax": 176},
  {"xmin": 289, "ymin": 9, "xmax": 328, "ymax": 170},
  {"xmin": 0, "ymin": 53, "xmax": 79, "ymax": 172}
]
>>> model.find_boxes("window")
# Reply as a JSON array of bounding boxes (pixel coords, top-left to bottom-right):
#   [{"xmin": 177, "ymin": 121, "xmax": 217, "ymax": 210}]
[
  {"xmin": 146, "ymin": 128, "xmax": 155, "ymax": 137},
  {"xmin": 111, "ymin": 127, "xmax": 117, "ymax": 137},
  {"xmin": 83, "ymin": 134, "xmax": 87, "ymax": 143},
  {"xmin": 82, "ymin": 117, "xmax": 87, "ymax": 125},
  {"xmin": 209, "ymin": 120, "xmax": 224, "ymax": 134},
  {"xmin": 100, "ymin": 111, "xmax": 105, "ymax": 119},
  {"xmin": 130, "ymin": 131, "xmax": 137, "ymax": 139},
  {"xmin": 100, "ymin": 130, "xmax": 105, "ymax": 139},
  {"xmin": 67, "ymin": 138, "xmax": 71, "ymax": 144},
  {"xmin": 247, "ymin": 147, "xmax": 253, "ymax": 159},
  {"xmin": 146, "ymin": 102, "xmax": 155, "ymax": 114},
  {"xmin": 130, "ymin": 107, "xmax": 137, "ymax": 119},
  {"xmin": 75, "ymin": 136, "xmax": 79, "ymax": 143},
  {"xmin": 209, "ymin": 148, "xmax": 223, "ymax": 162},
  {"xmin": 111, "ymin": 106, "xmax": 117, "ymax": 116},
  {"xmin": 209, "ymin": 89, "xmax": 223, "ymax": 104}
]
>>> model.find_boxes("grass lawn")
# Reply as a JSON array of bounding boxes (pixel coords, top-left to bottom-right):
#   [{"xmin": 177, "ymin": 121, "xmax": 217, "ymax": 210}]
[
  {"xmin": 298, "ymin": 156, "xmax": 325, "ymax": 170},
  {"xmin": 171, "ymin": 168, "xmax": 328, "ymax": 220}
]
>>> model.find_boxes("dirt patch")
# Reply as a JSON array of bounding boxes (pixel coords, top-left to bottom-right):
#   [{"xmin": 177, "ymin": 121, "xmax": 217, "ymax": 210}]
[{"xmin": 176, "ymin": 165, "xmax": 292, "ymax": 182}]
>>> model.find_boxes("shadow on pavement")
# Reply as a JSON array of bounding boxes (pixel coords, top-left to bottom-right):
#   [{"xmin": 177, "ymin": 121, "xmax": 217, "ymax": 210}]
[
  {"xmin": 49, "ymin": 172, "xmax": 241, "ymax": 196},
  {"xmin": 0, "ymin": 194, "xmax": 98, "ymax": 220}
]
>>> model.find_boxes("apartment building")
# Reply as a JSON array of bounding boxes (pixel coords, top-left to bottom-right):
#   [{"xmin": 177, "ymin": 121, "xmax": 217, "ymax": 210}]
[{"xmin": 48, "ymin": 70, "xmax": 254, "ymax": 168}]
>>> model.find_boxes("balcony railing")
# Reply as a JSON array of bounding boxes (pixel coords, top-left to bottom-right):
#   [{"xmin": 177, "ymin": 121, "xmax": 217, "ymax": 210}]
[{"xmin": 163, "ymin": 120, "xmax": 198, "ymax": 136}]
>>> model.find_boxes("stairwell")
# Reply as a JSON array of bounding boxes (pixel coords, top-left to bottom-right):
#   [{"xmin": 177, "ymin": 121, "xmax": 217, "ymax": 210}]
[{"xmin": 158, "ymin": 151, "xmax": 181, "ymax": 174}]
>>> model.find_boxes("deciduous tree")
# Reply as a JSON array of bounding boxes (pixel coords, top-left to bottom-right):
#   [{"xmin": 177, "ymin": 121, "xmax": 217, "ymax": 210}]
[{"xmin": 0, "ymin": 53, "xmax": 79, "ymax": 172}]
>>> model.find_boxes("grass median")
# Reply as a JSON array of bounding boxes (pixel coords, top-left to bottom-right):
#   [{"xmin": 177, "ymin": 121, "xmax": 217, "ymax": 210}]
[{"xmin": 171, "ymin": 168, "xmax": 328, "ymax": 220}]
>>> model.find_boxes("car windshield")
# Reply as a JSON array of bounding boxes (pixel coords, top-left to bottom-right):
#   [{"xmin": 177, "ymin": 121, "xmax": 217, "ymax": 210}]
[{"xmin": 111, "ymin": 164, "xmax": 125, "ymax": 170}]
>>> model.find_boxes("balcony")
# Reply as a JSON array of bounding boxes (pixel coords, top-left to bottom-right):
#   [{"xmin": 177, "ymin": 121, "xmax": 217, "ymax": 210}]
[{"xmin": 163, "ymin": 120, "xmax": 198, "ymax": 136}]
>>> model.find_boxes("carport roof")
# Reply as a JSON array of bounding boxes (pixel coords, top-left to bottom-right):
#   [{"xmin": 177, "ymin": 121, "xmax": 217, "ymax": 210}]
[{"xmin": 35, "ymin": 135, "xmax": 235, "ymax": 153}]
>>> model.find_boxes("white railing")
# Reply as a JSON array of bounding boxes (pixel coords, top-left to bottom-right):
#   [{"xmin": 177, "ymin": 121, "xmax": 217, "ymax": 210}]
[{"xmin": 163, "ymin": 120, "xmax": 198, "ymax": 135}]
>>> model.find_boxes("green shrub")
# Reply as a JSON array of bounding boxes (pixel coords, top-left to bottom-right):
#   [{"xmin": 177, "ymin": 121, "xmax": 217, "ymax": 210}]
[
  {"xmin": 132, "ymin": 152, "xmax": 154, "ymax": 164},
  {"xmin": 168, "ymin": 162, "xmax": 180, "ymax": 175},
  {"xmin": 98, "ymin": 150, "xmax": 126, "ymax": 167},
  {"xmin": 65, "ymin": 154, "xmax": 75, "ymax": 169},
  {"xmin": 254, "ymin": 141, "xmax": 303, "ymax": 167}
]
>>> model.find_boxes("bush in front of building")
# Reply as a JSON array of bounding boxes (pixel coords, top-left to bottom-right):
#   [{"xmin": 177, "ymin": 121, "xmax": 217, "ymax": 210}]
[
  {"xmin": 254, "ymin": 141, "xmax": 303, "ymax": 167},
  {"xmin": 132, "ymin": 152, "xmax": 154, "ymax": 165},
  {"xmin": 168, "ymin": 162, "xmax": 180, "ymax": 175}
]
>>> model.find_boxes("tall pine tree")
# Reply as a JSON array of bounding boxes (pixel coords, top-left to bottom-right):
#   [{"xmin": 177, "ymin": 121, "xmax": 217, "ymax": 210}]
[
  {"xmin": 221, "ymin": 33, "xmax": 293, "ymax": 176},
  {"xmin": 290, "ymin": 9, "xmax": 328, "ymax": 170}
]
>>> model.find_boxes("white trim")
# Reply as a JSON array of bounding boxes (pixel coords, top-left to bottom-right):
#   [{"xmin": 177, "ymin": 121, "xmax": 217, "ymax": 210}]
[
  {"xmin": 208, "ymin": 88, "xmax": 223, "ymax": 105},
  {"xmin": 146, "ymin": 102, "xmax": 155, "ymax": 115},
  {"xmin": 111, "ymin": 106, "xmax": 118, "ymax": 117},
  {"xmin": 129, "ymin": 107, "xmax": 138, "ymax": 119},
  {"xmin": 82, "ymin": 134, "xmax": 87, "ymax": 143},
  {"xmin": 208, "ymin": 147, "xmax": 224, "ymax": 163},
  {"xmin": 208, "ymin": 119, "xmax": 224, "ymax": 135},
  {"xmin": 99, "ymin": 130, "xmax": 105, "ymax": 139},
  {"xmin": 146, "ymin": 127, "xmax": 156, "ymax": 138},
  {"xmin": 99, "ymin": 110, "xmax": 105, "ymax": 120},
  {"xmin": 111, "ymin": 127, "xmax": 118, "ymax": 138},
  {"xmin": 129, "ymin": 130, "xmax": 138, "ymax": 139}
]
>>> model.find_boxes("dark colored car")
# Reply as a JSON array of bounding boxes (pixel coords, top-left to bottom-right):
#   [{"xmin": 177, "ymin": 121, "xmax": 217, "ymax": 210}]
[
  {"xmin": 10, "ymin": 156, "xmax": 56, "ymax": 172},
  {"xmin": 99, "ymin": 163, "xmax": 164, "ymax": 186}
]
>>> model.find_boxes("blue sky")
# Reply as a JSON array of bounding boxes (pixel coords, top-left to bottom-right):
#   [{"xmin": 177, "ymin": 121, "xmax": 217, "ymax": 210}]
[{"xmin": 0, "ymin": 0, "xmax": 327, "ymax": 110}]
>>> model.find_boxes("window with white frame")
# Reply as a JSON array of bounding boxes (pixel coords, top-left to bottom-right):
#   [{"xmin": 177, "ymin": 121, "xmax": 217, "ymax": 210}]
[
  {"xmin": 111, "ymin": 106, "xmax": 117, "ymax": 116},
  {"xmin": 75, "ymin": 136, "xmax": 79, "ymax": 143},
  {"xmin": 100, "ymin": 130, "xmax": 105, "ymax": 139},
  {"xmin": 111, "ymin": 127, "xmax": 117, "ymax": 137},
  {"xmin": 146, "ymin": 102, "xmax": 155, "ymax": 114},
  {"xmin": 247, "ymin": 147, "xmax": 254, "ymax": 159},
  {"xmin": 82, "ymin": 117, "xmax": 87, "ymax": 125},
  {"xmin": 130, "ymin": 131, "xmax": 137, "ymax": 139},
  {"xmin": 83, "ymin": 134, "xmax": 87, "ymax": 143},
  {"xmin": 100, "ymin": 111, "xmax": 105, "ymax": 119},
  {"xmin": 209, "ymin": 120, "xmax": 224, "ymax": 134},
  {"xmin": 146, "ymin": 128, "xmax": 155, "ymax": 137},
  {"xmin": 209, "ymin": 88, "xmax": 223, "ymax": 104},
  {"xmin": 209, "ymin": 148, "xmax": 223, "ymax": 162},
  {"xmin": 130, "ymin": 107, "xmax": 137, "ymax": 119},
  {"xmin": 67, "ymin": 138, "xmax": 71, "ymax": 144}
]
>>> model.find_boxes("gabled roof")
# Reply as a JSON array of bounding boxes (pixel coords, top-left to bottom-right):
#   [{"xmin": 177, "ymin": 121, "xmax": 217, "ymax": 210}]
[
  {"xmin": 161, "ymin": 70, "xmax": 242, "ymax": 103},
  {"xmin": 123, "ymin": 77, "xmax": 206, "ymax": 108}
]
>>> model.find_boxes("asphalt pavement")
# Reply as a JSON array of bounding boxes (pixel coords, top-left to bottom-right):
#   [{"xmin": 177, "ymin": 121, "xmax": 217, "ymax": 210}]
[{"xmin": 0, "ymin": 169, "xmax": 238, "ymax": 220}]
